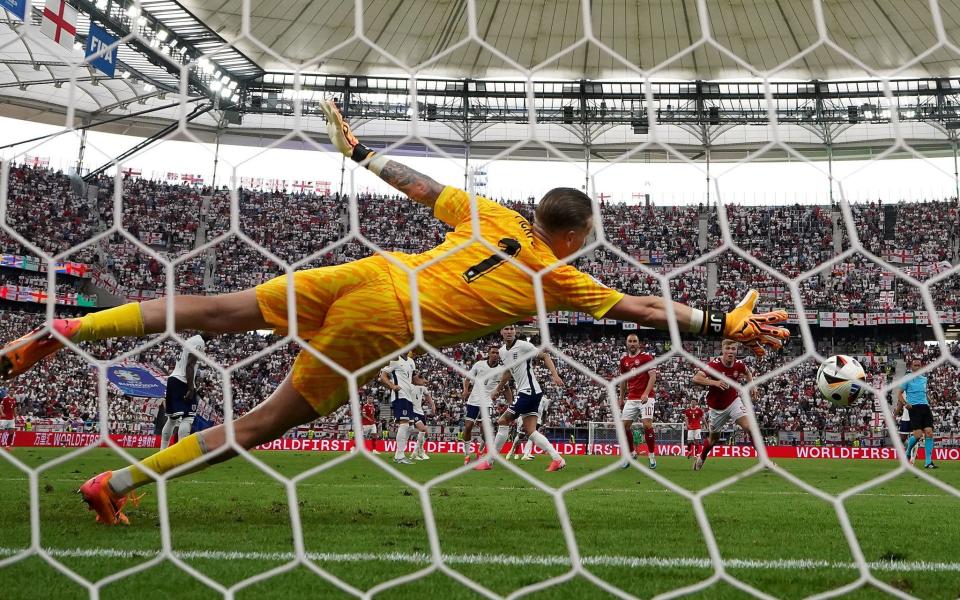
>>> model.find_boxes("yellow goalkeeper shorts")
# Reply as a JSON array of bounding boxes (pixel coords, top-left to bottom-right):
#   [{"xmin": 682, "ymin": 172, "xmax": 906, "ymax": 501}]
[{"xmin": 255, "ymin": 255, "xmax": 410, "ymax": 414}]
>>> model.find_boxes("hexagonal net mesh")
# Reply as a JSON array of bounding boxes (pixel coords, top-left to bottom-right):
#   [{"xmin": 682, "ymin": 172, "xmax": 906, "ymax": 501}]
[{"xmin": 1, "ymin": 0, "xmax": 960, "ymax": 598}]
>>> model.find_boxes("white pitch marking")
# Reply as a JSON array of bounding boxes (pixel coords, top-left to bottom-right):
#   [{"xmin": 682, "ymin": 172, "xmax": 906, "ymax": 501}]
[{"xmin": 0, "ymin": 547, "xmax": 957, "ymax": 573}]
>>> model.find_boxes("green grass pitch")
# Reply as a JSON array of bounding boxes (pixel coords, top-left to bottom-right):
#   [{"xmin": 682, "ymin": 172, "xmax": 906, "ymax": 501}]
[{"xmin": 1, "ymin": 449, "xmax": 958, "ymax": 599}]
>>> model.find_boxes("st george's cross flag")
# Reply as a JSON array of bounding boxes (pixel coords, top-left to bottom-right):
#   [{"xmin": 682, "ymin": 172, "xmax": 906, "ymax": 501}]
[{"xmin": 41, "ymin": 0, "xmax": 77, "ymax": 50}]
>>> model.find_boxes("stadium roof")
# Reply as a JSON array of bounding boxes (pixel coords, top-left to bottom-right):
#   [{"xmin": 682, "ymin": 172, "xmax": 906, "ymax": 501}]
[
  {"xmin": 180, "ymin": 0, "xmax": 960, "ymax": 79},
  {"xmin": 3, "ymin": 0, "xmax": 960, "ymax": 161}
]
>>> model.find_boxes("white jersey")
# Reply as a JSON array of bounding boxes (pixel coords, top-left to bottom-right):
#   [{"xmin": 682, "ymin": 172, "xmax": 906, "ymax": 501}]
[
  {"xmin": 499, "ymin": 339, "xmax": 541, "ymax": 396},
  {"xmin": 412, "ymin": 385, "xmax": 428, "ymax": 414},
  {"xmin": 170, "ymin": 335, "xmax": 205, "ymax": 383},
  {"xmin": 900, "ymin": 406, "xmax": 911, "ymax": 422},
  {"xmin": 382, "ymin": 355, "xmax": 416, "ymax": 401},
  {"xmin": 466, "ymin": 360, "xmax": 501, "ymax": 408}
]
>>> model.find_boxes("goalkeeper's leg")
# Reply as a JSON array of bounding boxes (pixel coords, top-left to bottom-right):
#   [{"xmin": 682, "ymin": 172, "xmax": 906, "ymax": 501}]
[
  {"xmin": 2, "ymin": 291, "xmax": 267, "ymax": 379},
  {"xmin": 82, "ymin": 371, "xmax": 320, "ymax": 524}
]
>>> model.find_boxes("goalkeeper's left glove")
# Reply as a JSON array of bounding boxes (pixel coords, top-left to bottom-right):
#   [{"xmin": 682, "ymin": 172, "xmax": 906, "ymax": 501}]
[
  {"xmin": 320, "ymin": 100, "xmax": 388, "ymax": 174},
  {"xmin": 698, "ymin": 289, "xmax": 790, "ymax": 357}
]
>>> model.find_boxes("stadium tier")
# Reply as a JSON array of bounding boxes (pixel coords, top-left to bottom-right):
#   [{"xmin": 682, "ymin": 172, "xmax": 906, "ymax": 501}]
[{"xmin": 5, "ymin": 1, "xmax": 960, "ymax": 596}]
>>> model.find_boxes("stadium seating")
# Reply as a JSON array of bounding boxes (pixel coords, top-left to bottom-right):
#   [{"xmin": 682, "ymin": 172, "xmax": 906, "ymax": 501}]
[{"xmin": 2, "ymin": 165, "xmax": 959, "ymax": 441}]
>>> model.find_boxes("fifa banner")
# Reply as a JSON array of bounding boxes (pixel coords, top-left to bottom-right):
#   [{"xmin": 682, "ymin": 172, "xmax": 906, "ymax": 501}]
[
  {"xmin": 6, "ymin": 432, "xmax": 960, "ymax": 462},
  {"xmin": 0, "ymin": 284, "xmax": 96, "ymax": 307},
  {"xmin": 0, "ymin": 253, "xmax": 92, "ymax": 277},
  {"xmin": 249, "ymin": 438, "xmax": 960, "ymax": 462},
  {"xmin": 4, "ymin": 432, "xmax": 159, "ymax": 448},
  {"xmin": 106, "ymin": 363, "xmax": 167, "ymax": 398}
]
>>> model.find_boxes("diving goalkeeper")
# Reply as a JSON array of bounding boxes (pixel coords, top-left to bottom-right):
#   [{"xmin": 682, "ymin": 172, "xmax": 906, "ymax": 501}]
[{"xmin": 0, "ymin": 101, "xmax": 790, "ymax": 525}]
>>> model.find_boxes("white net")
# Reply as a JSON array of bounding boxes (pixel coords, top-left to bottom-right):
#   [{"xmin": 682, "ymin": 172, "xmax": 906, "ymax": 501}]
[{"xmin": 0, "ymin": 0, "xmax": 959, "ymax": 598}]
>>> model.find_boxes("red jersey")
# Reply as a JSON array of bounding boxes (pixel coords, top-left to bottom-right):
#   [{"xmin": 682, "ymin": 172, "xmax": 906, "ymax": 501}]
[
  {"xmin": 619, "ymin": 352, "xmax": 654, "ymax": 400},
  {"xmin": 361, "ymin": 403, "xmax": 376, "ymax": 426},
  {"xmin": 683, "ymin": 407, "xmax": 704, "ymax": 430},
  {"xmin": 704, "ymin": 358, "xmax": 748, "ymax": 410},
  {"xmin": 1, "ymin": 396, "xmax": 15, "ymax": 420}
]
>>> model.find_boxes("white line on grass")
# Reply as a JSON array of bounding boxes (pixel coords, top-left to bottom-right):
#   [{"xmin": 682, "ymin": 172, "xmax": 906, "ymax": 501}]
[
  {"xmin": 0, "ymin": 547, "xmax": 956, "ymax": 573},
  {"xmin": 0, "ymin": 478, "xmax": 946, "ymax": 498}
]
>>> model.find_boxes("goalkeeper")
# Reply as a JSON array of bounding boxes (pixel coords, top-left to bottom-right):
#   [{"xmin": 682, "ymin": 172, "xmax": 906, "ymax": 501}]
[{"xmin": 0, "ymin": 101, "xmax": 790, "ymax": 525}]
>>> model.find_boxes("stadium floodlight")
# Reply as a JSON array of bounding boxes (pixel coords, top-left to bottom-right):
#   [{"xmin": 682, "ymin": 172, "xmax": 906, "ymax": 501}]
[
  {"xmin": 137, "ymin": 16, "xmax": 147, "ymax": 27},
  {"xmin": 126, "ymin": 5, "xmax": 139, "ymax": 18},
  {"xmin": 143, "ymin": 83, "xmax": 155, "ymax": 92},
  {"xmin": 219, "ymin": 87, "xmax": 231, "ymax": 98},
  {"xmin": 120, "ymin": 70, "xmax": 130, "ymax": 79},
  {"xmin": 228, "ymin": 80, "xmax": 237, "ymax": 90},
  {"xmin": 168, "ymin": 39, "xmax": 178, "ymax": 48},
  {"xmin": 210, "ymin": 80, "xmax": 222, "ymax": 92},
  {"xmin": 221, "ymin": 75, "xmax": 230, "ymax": 85},
  {"xmin": 156, "ymin": 29, "xmax": 168, "ymax": 42}
]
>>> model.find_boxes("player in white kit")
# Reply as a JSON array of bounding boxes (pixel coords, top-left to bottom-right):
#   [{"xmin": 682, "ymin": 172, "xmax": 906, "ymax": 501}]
[
  {"xmin": 461, "ymin": 345, "xmax": 504, "ymax": 465},
  {"xmin": 410, "ymin": 373, "xmax": 436, "ymax": 461},
  {"xmin": 475, "ymin": 325, "xmax": 567, "ymax": 472},
  {"xmin": 160, "ymin": 335, "xmax": 206, "ymax": 449},
  {"xmin": 380, "ymin": 351, "xmax": 417, "ymax": 464}
]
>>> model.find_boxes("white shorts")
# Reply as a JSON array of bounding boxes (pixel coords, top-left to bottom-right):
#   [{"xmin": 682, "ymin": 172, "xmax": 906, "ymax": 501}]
[
  {"xmin": 0, "ymin": 420, "xmax": 13, "ymax": 430},
  {"xmin": 686, "ymin": 429, "xmax": 702, "ymax": 441},
  {"xmin": 362, "ymin": 424, "xmax": 377, "ymax": 437},
  {"xmin": 708, "ymin": 399, "xmax": 748, "ymax": 432},
  {"xmin": 622, "ymin": 399, "xmax": 655, "ymax": 422}
]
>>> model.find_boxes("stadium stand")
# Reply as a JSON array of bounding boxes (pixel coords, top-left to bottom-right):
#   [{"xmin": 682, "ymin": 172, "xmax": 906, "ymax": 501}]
[{"xmin": 2, "ymin": 165, "xmax": 959, "ymax": 445}]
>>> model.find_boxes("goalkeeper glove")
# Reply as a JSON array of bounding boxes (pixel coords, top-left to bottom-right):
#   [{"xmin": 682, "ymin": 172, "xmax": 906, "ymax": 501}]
[
  {"xmin": 698, "ymin": 289, "xmax": 790, "ymax": 357},
  {"xmin": 320, "ymin": 100, "xmax": 388, "ymax": 174}
]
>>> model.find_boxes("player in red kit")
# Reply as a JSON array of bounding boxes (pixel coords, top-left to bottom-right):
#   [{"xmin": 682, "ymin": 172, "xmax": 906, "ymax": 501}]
[
  {"xmin": 682, "ymin": 402, "xmax": 705, "ymax": 458},
  {"xmin": 360, "ymin": 396, "xmax": 380, "ymax": 454},
  {"xmin": 618, "ymin": 333, "xmax": 659, "ymax": 469},
  {"xmin": 0, "ymin": 387, "xmax": 16, "ymax": 449},
  {"xmin": 690, "ymin": 339, "xmax": 756, "ymax": 471}
]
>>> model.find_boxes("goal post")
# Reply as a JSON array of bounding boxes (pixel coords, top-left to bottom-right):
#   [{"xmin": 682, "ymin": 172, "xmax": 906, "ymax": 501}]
[{"xmin": 587, "ymin": 421, "xmax": 686, "ymax": 456}]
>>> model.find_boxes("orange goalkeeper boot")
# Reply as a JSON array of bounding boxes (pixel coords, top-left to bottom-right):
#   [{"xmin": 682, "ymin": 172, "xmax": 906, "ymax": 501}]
[
  {"xmin": 78, "ymin": 471, "xmax": 142, "ymax": 525},
  {"xmin": 0, "ymin": 319, "xmax": 81, "ymax": 380}
]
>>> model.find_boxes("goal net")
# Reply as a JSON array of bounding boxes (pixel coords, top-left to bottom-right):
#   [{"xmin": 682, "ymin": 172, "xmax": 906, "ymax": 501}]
[
  {"xmin": 587, "ymin": 421, "xmax": 686, "ymax": 456},
  {"xmin": 1, "ymin": 0, "xmax": 958, "ymax": 598}
]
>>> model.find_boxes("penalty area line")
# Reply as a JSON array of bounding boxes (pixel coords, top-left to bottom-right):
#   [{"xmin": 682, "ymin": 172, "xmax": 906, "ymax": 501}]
[{"xmin": 0, "ymin": 547, "xmax": 958, "ymax": 573}]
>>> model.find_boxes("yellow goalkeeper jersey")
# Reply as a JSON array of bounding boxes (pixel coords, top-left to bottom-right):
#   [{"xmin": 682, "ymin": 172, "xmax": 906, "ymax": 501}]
[{"xmin": 384, "ymin": 186, "xmax": 624, "ymax": 345}]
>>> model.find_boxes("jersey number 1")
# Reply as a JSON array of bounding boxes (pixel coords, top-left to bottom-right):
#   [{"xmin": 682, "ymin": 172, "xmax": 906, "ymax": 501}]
[{"xmin": 462, "ymin": 238, "xmax": 521, "ymax": 283}]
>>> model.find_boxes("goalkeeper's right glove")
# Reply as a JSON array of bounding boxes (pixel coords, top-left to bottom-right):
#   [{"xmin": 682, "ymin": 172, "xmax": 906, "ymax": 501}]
[
  {"xmin": 697, "ymin": 289, "xmax": 790, "ymax": 357},
  {"xmin": 320, "ymin": 100, "xmax": 388, "ymax": 174}
]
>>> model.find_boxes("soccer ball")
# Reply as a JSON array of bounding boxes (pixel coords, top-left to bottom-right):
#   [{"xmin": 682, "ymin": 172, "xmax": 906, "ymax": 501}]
[{"xmin": 816, "ymin": 355, "xmax": 866, "ymax": 406}]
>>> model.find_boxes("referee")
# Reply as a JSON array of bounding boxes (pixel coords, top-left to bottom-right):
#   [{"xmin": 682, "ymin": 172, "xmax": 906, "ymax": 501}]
[{"xmin": 896, "ymin": 358, "xmax": 937, "ymax": 469}]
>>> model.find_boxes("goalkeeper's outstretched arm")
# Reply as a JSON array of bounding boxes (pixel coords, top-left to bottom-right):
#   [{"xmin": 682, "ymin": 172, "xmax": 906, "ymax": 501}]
[
  {"xmin": 605, "ymin": 289, "xmax": 789, "ymax": 357},
  {"xmin": 321, "ymin": 100, "xmax": 444, "ymax": 208}
]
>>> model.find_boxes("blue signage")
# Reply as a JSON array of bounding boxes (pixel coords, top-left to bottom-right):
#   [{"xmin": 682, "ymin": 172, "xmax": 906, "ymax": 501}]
[
  {"xmin": 0, "ymin": 0, "xmax": 28, "ymax": 23},
  {"xmin": 85, "ymin": 22, "xmax": 118, "ymax": 77},
  {"xmin": 106, "ymin": 364, "xmax": 167, "ymax": 398}
]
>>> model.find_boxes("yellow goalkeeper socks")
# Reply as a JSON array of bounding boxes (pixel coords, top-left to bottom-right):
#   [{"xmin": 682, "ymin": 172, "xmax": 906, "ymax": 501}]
[
  {"xmin": 72, "ymin": 303, "xmax": 145, "ymax": 342},
  {"xmin": 108, "ymin": 433, "xmax": 208, "ymax": 495}
]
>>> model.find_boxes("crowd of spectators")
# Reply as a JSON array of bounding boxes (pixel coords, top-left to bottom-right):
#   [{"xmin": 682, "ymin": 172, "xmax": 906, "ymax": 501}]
[
  {"xmin": 1, "ymin": 165, "xmax": 98, "ymax": 263},
  {"xmin": 3, "ymin": 166, "xmax": 960, "ymax": 444},
  {"xmin": 3, "ymin": 302, "xmax": 960, "ymax": 442}
]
